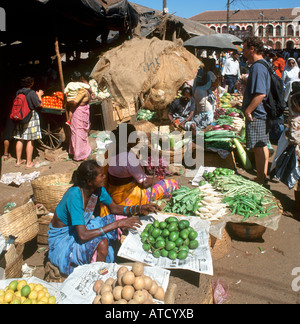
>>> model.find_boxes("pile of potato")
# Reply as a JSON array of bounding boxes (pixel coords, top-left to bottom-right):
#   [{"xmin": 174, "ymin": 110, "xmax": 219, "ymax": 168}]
[{"xmin": 93, "ymin": 262, "xmax": 165, "ymax": 304}]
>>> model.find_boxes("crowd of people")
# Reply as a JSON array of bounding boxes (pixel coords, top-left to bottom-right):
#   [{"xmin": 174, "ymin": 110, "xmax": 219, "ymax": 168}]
[{"xmin": 1, "ymin": 35, "xmax": 300, "ymax": 276}]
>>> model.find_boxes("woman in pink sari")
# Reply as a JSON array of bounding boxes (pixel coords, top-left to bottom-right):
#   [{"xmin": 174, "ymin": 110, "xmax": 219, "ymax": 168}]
[{"xmin": 66, "ymin": 71, "xmax": 92, "ymax": 161}]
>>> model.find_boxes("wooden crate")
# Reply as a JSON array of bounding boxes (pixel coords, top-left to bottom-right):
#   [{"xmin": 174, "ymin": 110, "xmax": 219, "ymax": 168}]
[{"xmin": 204, "ymin": 150, "xmax": 237, "ymax": 170}]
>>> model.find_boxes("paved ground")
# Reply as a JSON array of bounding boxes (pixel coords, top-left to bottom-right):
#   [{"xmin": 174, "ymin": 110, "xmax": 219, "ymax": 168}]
[{"xmin": 1, "ymin": 136, "xmax": 300, "ymax": 304}]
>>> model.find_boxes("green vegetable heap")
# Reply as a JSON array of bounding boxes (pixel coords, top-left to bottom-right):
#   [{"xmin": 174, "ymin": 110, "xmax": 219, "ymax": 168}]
[
  {"xmin": 202, "ymin": 168, "xmax": 234, "ymax": 185},
  {"xmin": 163, "ymin": 187, "xmax": 203, "ymax": 215},
  {"xmin": 141, "ymin": 217, "xmax": 199, "ymax": 261}
]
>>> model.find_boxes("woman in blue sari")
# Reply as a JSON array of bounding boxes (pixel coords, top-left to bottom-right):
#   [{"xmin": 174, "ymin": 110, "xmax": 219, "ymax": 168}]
[{"xmin": 48, "ymin": 160, "xmax": 160, "ymax": 275}]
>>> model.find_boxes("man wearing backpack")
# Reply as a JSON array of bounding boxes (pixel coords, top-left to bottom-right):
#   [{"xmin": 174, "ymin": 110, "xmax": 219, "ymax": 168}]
[{"xmin": 242, "ymin": 37, "xmax": 271, "ymax": 185}]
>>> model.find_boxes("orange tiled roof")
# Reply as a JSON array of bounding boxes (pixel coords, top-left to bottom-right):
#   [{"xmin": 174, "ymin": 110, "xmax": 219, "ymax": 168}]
[{"xmin": 190, "ymin": 8, "xmax": 297, "ymax": 22}]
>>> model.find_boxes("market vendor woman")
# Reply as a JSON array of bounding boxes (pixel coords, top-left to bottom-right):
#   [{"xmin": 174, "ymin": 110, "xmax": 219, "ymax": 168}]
[
  {"xmin": 48, "ymin": 160, "xmax": 160, "ymax": 275},
  {"xmin": 168, "ymin": 87, "xmax": 198, "ymax": 135}
]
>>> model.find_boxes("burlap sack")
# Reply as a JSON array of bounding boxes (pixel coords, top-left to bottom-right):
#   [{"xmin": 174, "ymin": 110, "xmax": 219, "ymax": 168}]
[{"xmin": 91, "ymin": 37, "xmax": 200, "ymax": 111}]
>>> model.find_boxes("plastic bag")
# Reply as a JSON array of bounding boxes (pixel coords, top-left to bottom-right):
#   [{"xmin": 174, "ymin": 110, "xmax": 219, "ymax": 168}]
[
  {"xmin": 270, "ymin": 144, "xmax": 300, "ymax": 189},
  {"xmin": 212, "ymin": 279, "xmax": 230, "ymax": 304}
]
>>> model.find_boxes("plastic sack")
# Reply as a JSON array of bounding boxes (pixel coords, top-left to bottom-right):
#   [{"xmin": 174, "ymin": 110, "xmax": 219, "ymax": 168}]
[
  {"xmin": 270, "ymin": 144, "xmax": 300, "ymax": 189},
  {"xmin": 212, "ymin": 279, "xmax": 230, "ymax": 304}
]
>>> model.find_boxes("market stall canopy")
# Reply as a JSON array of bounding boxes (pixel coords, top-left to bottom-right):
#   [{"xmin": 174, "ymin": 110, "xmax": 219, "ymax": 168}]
[
  {"xmin": 130, "ymin": 2, "xmax": 215, "ymax": 40},
  {"xmin": 211, "ymin": 33, "xmax": 244, "ymax": 45},
  {"xmin": 184, "ymin": 35, "xmax": 238, "ymax": 52},
  {"xmin": 0, "ymin": 0, "xmax": 139, "ymax": 59}
]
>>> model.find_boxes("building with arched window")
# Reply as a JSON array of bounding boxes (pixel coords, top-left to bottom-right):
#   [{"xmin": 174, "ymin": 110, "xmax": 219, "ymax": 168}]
[{"xmin": 190, "ymin": 8, "xmax": 300, "ymax": 50}]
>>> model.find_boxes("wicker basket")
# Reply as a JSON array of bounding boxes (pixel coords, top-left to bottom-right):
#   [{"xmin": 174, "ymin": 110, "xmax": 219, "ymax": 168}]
[
  {"xmin": 32, "ymin": 173, "xmax": 73, "ymax": 213},
  {"xmin": 0, "ymin": 202, "xmax": 39, "ymax": 244},
  {"xmin": 0, "ymin": 244, "xmax": 24, "ymax": 279},
  {"xmin": 37, "ymin": 215, "xmax": 53, "ymax": 245},
  {"xmin": 226, "ymin": 222, "xmax": 267, "ymax": 242},
  {"xmin": 209, "ymin": 229, "xmax": 232, "ymax": 261}
]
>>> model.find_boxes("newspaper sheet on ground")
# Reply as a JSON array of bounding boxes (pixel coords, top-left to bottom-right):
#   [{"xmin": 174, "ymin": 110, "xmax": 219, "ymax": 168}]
[
  {"xmin": 58, "ymin": 262, "xmax": 170, "ymax": 304},
  {"xmin": 117, "ymin": 214, "xmax": 213, "ymax": 276}
]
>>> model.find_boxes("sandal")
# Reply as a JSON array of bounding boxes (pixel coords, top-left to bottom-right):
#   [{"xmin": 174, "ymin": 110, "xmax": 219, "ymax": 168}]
[
  {"xmin": 25, "ymin": 162, "xmax": 40, "ymax": 170},
  {"xmin": 2, "ymin": 154, "xmax": 11, "ymax": 161},
  {"xmin": 15, "ymin": 160, "xmax": 26, "ymax": 167}
]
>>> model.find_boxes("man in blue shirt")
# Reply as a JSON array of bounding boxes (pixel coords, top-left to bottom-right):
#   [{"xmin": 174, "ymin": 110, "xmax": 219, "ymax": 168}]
[{"xmin": 242, "ymin": 37, "xmax": 271, "ymax": 185}]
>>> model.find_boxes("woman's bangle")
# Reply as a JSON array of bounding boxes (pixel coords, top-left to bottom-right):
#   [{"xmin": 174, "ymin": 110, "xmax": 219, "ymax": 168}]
[
  {"xmin": 99, "ymin": 227, "xmax": 105, "ymax": 236},
  {"xmin": 123, "ymin": 206, "xmax": 128, "ymax": 216},
  {"xmin": 130, "ymin": 206, "xmax": 134, "ymax": 216}
]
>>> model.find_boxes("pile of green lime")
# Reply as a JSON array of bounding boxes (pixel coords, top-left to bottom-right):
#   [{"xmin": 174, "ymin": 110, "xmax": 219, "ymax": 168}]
[{"xmin": 140, "ymin": 217, "xmax": 199, "ymax": 261}]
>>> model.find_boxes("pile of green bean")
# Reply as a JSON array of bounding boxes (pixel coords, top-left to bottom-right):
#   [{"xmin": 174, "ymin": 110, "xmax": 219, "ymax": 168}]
[
  {"xmin": 223, "ymin": 194, "xmax": 278, "ymax": 221},
  {"xmin": 212, "ymin": 175, "xmax": 273, "ymax": 201}
]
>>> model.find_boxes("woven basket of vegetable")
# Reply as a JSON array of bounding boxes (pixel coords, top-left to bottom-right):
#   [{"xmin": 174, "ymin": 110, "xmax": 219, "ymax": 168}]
[
  {"xmin": 0, "ymin": 202, "xmax": 38, "ymax": 244},
  {"xmin": 32, "ymin": 173, "xmax": 73, "ymax": 213}
]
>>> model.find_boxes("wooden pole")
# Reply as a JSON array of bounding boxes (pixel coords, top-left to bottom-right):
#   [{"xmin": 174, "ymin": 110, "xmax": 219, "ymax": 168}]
[
  {"xmin": 55, "ymin": 37, "xmax": 65, "ymax": 94},
  {"xmin": 54, "ymin": 37, "xmax": 68, "ymax": 119}
]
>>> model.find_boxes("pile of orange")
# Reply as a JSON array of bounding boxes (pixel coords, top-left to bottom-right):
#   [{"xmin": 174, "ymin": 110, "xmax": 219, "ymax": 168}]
[{"xmin": 42, "ymin": 91, "xmax": 64, "ymax": 109}]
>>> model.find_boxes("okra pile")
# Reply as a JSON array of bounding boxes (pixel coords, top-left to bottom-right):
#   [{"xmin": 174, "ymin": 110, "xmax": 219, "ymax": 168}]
[{"xmin": 141, "ymin": 217, "xmax": 199, "ymax": 260}]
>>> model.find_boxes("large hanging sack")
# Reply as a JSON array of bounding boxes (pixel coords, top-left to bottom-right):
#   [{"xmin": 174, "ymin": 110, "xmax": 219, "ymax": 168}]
[{"xmin": 91, "ymin": 37, "xmax": 200, "ymax": 111}]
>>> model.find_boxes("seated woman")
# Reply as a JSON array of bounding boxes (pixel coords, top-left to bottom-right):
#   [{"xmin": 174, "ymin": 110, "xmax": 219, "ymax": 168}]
[
  {"xmin": 48, "ymin": 160, "xmax": 159, "ymax": 276},
  {"xmin": 100, "ymin": 124, "xmax": 179, "ymax": 217}
]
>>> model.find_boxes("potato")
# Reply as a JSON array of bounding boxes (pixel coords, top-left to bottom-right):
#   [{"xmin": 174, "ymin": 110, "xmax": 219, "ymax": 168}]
[
  {"xmin": 105, "ymin": 277, "xmax": 115, "ymax": 286},
  {"xmin": 122, "ymin": 271, "xmax": 136, "ymax": 286},
  {"xmin": 100, "ymin": 284, "xmax": 112, "ymax": 295},
  {"xmin": 101, "ymin": 291, "xmax": 114, "ymax": 304},
  {"xmin": 93, "ymin": 295, "xmax": 101, "ymax": 304},
  {"xmin": 114, "ymin": 299, "xmax": 128, "ymax": 304},
  {"xmin": 133, "ymin": 290, "xmax": 146, "ymax": 304},
  {"xmin": 149, "ymin": 281, "xmax": 158, "ymax": 296},
  {"xmin": 154, "ymin": 286, "xmax": 165, "ymax": 301},
  {"xmin": 93, "ymin": 279, "xmax": 104, "ymax": 293},
  {"xmin": 122, "ymin": 285, "xmax": 135, "ymax": 301},
  {"xmin": 117, "ymin": 266, "xmax": 129, "ymax": 279},
  {"xmin": 132, "ymin": 262, "xmax": 144, "ymax": 277},
  {"xmin": 143, "ymin": 276, "xmax": 153, "ymax": 291},
  {"xmin": 133, "ymin": 276, "xmax": 145, "ymax": 291},
  {"xmin": 113, "ymin": 286, "xmax": 123, "ymax": 301}
]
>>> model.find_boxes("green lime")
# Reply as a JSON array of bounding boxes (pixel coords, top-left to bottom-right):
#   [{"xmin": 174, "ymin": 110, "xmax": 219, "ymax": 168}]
[
  {"xmin": 175, "ymin": 237, "xmax": 184, "ymax": 247},
  {"xmin": 166, "ymin": 241, "xmax": 176, "ymax": 251},
  {"xmin": 153, "ymin": 250, "xmax": 161, "ymax": 258},
  {"xmin": 153, "ymin": 220, "xmax": 160, "ymax": 228},
  {"xmin": 151, "ymin": 228, "xmax": 161, "ymax": 238},
  {"xmin": 165, "ymin": 217, "xmax": 178, "ymax": 224},
  {"xmin": 180, "ymin": 229, "xmax": 189, "ymax": 240},
  {"xmin": 168, "ymin": 250, "xmax": 177, "ymax": 260},
  {"xmin": 21, "ymin": 285, "xmax": 31, "ymax": 297},
  {"xmin": 178, "ymin": 250, "xmax": 188, "ymax": 260},
  {"xmin": 143, "ymin": 243, "xmax": 151, "ymax": 251},
  {"xmin": 169, "ymin": 231, "xmax": 179, "ymax": 242},
  {"xmin": 189, "ymin": 230, "xmax": 198, "ymax": 240},
  {"xmin": 189, "ymin": 239, "xmax": 199, "ymax": 250},
  {"xmin": 178, "ymin": 220, "xmax": 190, "ymax": 230},
  {"xmin": 159, "ymin": 221, "xmax": 167, "ymax": 229},
  {"xmin": 8, "ymin": 280, "xmax": 18, "ymax": 292},
  {"xmin": 161, "ymin": 229, "xmax": 170, "ymax": 237},
  {"xmin": 155, "ymin": 240, "xmax": 166, "ymax": 249},
  {"xmin": 181, "ymin": 245, "xmax": 190, "ymax": 253},
  {"xmin": 168, "ymin": 223, "xmax": 178, "ymax": 232},
  {"xmin": 161, "ymin": 248, "xmax": 169, "ymax": 257}
]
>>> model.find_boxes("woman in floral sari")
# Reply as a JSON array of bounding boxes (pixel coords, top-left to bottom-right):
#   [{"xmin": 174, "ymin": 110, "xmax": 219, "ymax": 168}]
[
  {"xmin": 48, "ymin": 160, "xmax": 159, "ymax": 275},
  {"xmin": 100, "ymin": 124, "xmax": 179, "ymax": 217}
]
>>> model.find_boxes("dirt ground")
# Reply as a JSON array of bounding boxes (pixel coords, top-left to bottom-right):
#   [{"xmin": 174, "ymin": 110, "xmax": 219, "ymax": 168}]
[{"xmin": 1, "ymin": 135, "xmax": 300, "ymax": 304}]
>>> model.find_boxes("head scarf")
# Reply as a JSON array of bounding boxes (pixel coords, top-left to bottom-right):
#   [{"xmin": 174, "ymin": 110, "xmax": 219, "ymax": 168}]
[{"xmin": 283, "ymin": 58, "xmax": 300, "ymax": 81}]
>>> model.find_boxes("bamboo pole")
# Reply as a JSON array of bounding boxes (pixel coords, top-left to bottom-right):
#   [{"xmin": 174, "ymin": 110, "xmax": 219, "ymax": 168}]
[{"xmin": 54, "ymin": 37, "xmax": 67, "ymax": 119}]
